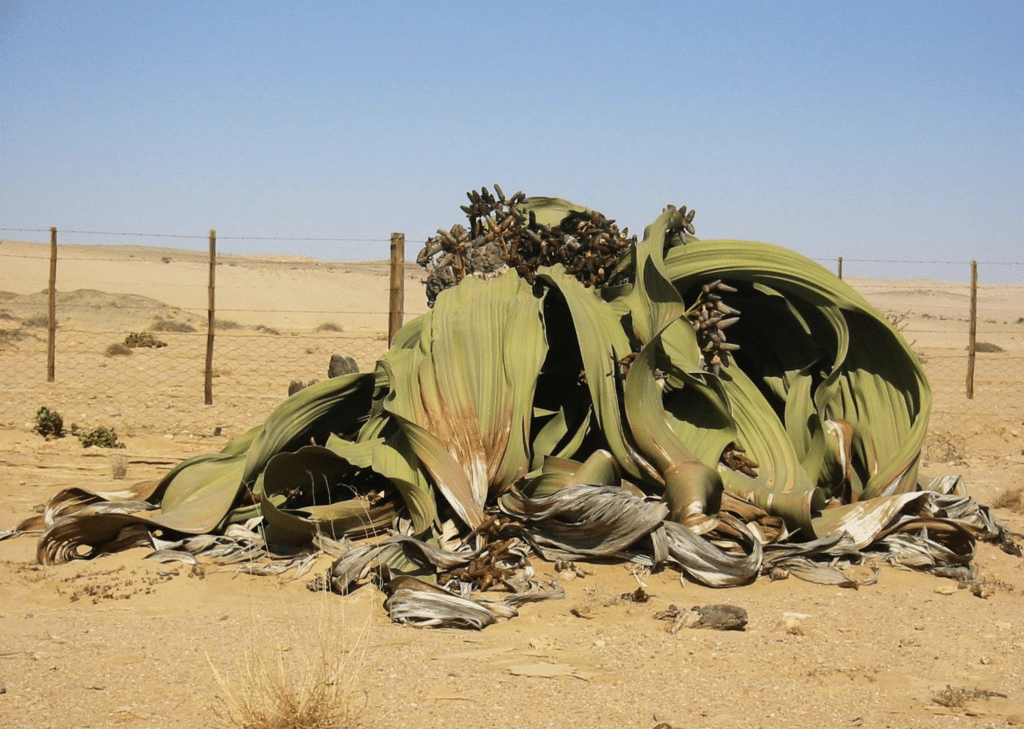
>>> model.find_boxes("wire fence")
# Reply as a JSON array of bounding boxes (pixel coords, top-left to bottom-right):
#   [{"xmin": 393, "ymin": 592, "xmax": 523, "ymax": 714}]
[{"xmin": 1, "ymin": 229, "xmax": 1021, "ymax": 443}]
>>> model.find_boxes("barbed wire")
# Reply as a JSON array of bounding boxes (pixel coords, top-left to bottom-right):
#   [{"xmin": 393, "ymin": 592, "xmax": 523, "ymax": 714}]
[
  {"xmin": 2, "ymin": 227, "xmax": 1018, "ymax": 265},
  {"xmin": 819, "ymin": 257, "xmax": 1022, "ymax": 266},
  {"xmin": 1, "ymin": 227, "xmax": 392, "ymax": 243}
]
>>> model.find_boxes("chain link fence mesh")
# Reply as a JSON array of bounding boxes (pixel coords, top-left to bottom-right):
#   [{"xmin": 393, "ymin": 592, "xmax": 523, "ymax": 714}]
[{"xmin": 1, "ymin": 239, "xmax": 1021, "ymax": 444}]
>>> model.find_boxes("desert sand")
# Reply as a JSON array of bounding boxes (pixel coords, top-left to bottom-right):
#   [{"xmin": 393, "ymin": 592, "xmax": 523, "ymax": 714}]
[{"xmin": 1, "ymin": 238, "xmax": 1023, "ymax": 729}]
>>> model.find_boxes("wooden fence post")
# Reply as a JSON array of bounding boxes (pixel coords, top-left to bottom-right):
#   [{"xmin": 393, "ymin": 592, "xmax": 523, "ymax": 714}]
[
  {"xmin": 205, "ymin": 229, "xmax": 216, "ymax": 405},
  {"xmin": 388, "ymin": 232, "xmax": 405, "ymax": 346},
  {"xmin": 837, "ymin": 256, "xmax": 843, "ymax": 280},
  {"xmin": 47, "ymin": 227, "xmax": 57, "ymax": 382},
  {"xmin": 965, "ymin": 260, "xmax": 977, "ymax": 399}
]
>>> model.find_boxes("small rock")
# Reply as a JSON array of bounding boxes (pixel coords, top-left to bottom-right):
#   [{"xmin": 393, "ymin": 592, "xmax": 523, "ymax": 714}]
[
  {"xmin": 777, "ymin": 611, "xmax": 812, "ymax": 635},
  {"xmin": 970, "ymin": 582, "xmax": 995, "ymax": 599},
  {"xmin": 657, "ymin": 604, "xmax": 747, "ymax": 633},
  {"xmin": 690, "ymin": 604, "xmax": 748, "ymax": 630},
  {"xmin": 934, "ymin": 584, "xmax": 958, "ymax": 595},
  {"xmin": 328, "ymin": 354, "xmax": 359, "ymax": 377}
]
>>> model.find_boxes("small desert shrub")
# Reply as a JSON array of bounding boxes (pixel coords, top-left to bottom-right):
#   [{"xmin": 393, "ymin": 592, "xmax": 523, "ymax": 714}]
[
  {"xmin": 255, "ymin": 324, "xmax": 280, "ymax": 335},
  {"xmin": 105, "ymin": 342, "xmax": 132, "ymax": 357},
  {"xmin": 0, "ymin": 309, "xmax": 15, "ymax": 320},
  {"xmin": 22, "ymin": 314, "xmax": 50, "ymax": 328},
  {"xmin": 932, "ymin": 685, "xmax": 1007, "ymax": 708},
  {"xmin": 125, "ymin": 332, "xmax": 167, "ymax": 349},
  {"xmin": 0, "ymin": 329, "xmax": 27, "ymax": 346},
  {"xmin": 992, "ymin": 487, "xmax": 1024, "ymax": 515},
  {"xmin": 217, "ymin": 319, "xmax": 243, "ymax": 330},
  {"xmin": 34, "ymin": 406, "xmax": 64, "ymax": 439},
  {"xmin": 973, "ymin": 341, "xmax": 1004, "ymax": 353},
  {"xmin": 150, "ymin": 317, "xmax": 196, "ymax": 333},
  {"xmin": 73, "ymin": 425, "xmax": 125, "ymax": 449},
  {"xmin": 315, "ymin": 321, "xmax": 343, "ymax": 332},
  {"xmin": 922, "ymin": 430, "xmax": 967, "ymax": 465}
]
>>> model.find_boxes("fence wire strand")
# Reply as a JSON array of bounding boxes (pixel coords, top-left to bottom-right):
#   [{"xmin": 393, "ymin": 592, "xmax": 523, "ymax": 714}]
[{"xmin": 1, "ymin": 233, "xmax": 1021, "ymax": 442}]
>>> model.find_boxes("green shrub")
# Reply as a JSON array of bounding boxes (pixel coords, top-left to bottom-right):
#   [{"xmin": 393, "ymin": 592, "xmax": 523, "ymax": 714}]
[
  {"xmin": 125, "ymin": 332, "xmax": 167, "ymax": 348},
  {"xmin": 34, "ymin": 406, "xmax": 64, "ymax": 439},
  {"xmin": 73, "ymin": 425, "xmax": 125, "ymax": 449}
]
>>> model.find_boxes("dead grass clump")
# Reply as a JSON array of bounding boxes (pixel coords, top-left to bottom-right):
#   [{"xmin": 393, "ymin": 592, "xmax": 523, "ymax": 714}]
[
  {"xmin": 110, "ymin": 454, "xmax": 129, "ymax": 479},
  {"xmin": 217, "ymin": 319, "xmax": 244, "ymax": 330},
  {"xmin": 22, "ymin": 314, "xmax": 50, "ymax": 328},
  {"xmin": 255, "ymin": 325, "xmax": 281, "ymax": 335},
  {"xmin": 315, "ymin": 321, "xmax": 343, "ymax": 333},
  {"xmin": 150, "ymin": 317, "xmax": 196, "ymax": 333},
  {"xmin": 105, "ymin": 342, "xmax": 132, "ymax": 357},
  {"xmin": 887, "ymin": 310, "xmax": 911, "ymax": 331},
  {"xmin": 923, "ymin": 431, "xmax": 967, "ymax": 465},
  {"xmin": 0, "ymin": 329, "xmax": 27, "ymax": 347},
  {"xmin": 209, "ymin": 603, "xmax": 369, "ymax": 729},
  {"xmin": 991, "ymin": 487, "xmax": 1024, "ymax": 514},
  {"xmin": 932, "ymin": 685, "xmax": 1006, "ymax": 708},
  {"xmin": 973, "ymin": 341, "xmax": 1004, "ymax": 353}
]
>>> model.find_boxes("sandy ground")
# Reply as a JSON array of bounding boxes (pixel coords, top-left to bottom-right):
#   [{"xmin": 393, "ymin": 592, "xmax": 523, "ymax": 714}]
[{"xmin": 1, "ymin": 240, "xmax": 1023, "ymax": 729}]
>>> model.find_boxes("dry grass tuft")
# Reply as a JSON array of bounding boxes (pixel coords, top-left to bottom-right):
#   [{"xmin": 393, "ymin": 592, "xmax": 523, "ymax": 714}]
[
  {"xmin": 992, "ymin": 487, "xmax": 1024, "ymax": 514},
  {"xmin": 932, "ymin": 684, "xmax": 1006, "ymax": 708},
  {"xmin": 22, "ymin": 314, "xmax": 50, "ymax": 328},
  {"xmin": 105, "ymin": 342, "xmax": 132, "ymax": 357},
  {"xmin": 922, "ymin": 430, "xmax": 967, "ymax": 465},
  {"xmin": 150, "ymin": 317, "xmax": 196, "ymax": 333},
  {"xmin": 209, "ymin": 600, "xmax": 370, "ymax": 729},
  {"xmin": 110, "ymin": 454, "xmax": 129, "ymax": 479}
]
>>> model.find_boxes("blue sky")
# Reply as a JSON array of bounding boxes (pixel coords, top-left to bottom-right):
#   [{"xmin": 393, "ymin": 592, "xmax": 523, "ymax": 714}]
[{"xmin": 2, "ymin": 0, "xmax": 1022, "ymax": 281}]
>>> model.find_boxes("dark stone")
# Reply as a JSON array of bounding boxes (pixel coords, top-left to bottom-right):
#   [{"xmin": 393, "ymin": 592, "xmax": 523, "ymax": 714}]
[
  {"xmin": 287, "ymin": 379, "xmax": 305, "ymax": 396},
  {"xmin": 328, "ymin": 354, "xmax": 359, "ymax": 378},
  {"xmin": 691, "ymin": 604, "xmax": 748, "ymax": 631}
]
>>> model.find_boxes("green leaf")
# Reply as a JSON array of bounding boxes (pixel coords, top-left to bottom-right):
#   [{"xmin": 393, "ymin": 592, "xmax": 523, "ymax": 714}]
[{"xmin": 381, "ymin": 271, "xmax": 547, "ymax": 527}]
